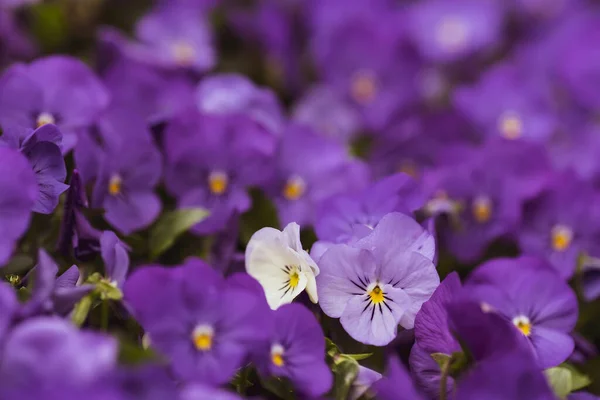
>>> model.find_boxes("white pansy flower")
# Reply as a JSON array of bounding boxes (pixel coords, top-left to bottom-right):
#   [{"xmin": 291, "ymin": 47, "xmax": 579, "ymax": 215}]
[{"xmin": 245, "ymin": 222, "xmax": 319, "ymax": 310}]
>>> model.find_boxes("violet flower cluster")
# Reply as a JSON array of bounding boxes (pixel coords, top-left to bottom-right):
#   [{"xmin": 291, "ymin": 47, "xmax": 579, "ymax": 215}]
[{"xmin": 0, "ymin": 0, "xmax": 600, "ymax": 398}]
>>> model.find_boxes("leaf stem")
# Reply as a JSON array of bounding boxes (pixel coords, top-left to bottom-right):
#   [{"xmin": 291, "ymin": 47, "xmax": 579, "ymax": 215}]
[{"xmin": 440, "ymin": 357, "xmax": 451, "ymax": 400}]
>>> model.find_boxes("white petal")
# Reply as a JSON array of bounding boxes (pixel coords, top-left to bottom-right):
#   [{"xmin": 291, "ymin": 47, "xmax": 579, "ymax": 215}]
[
  {"xmin": 282, "ymin": 222, "xmax": 302, "ymax": 251},
  {"xmin": 305, "ymin": 270, "xmax": 318, "ymax": 304}
]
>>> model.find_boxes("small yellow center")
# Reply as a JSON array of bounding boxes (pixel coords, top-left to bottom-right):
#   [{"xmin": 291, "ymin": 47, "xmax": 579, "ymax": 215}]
[
  {"xmin": 283, "ymin": 176, "xmax": 306, "ymax": 201},
  {"xmin": 436, "ymin": 16, "xmax": 468, "ymax": 51},
  {"xmin": 208, "ymin": 170, "xmax": 228, "ymax": 195},
  {"xmin": 192, "ymin": 325, "xmax": 214, "ymax": 351},
  {"xmin": 36, "ymin": 112, "xmax": 55, "ymax": 128},
  {"xmin": 498, "ymin": 111, "xmax": 523, "ymax": 140},
  {"xmin": 551, "ymin": 224, "xmax": 573, "ymax": 252},
  {"xmin": 172, "ymin": 41, "xmax": 196, "ymax": 66},
  {"xmin": 350, "ymin": 70, "xmax": 378, "ymax": 104},
  {"xmin": 512, "ymin": 316, "xmax": 532, "ymax": 336},
  {"xmin": 368, "ymin": 285, "xmax": 385, "ymax": 304},
  {"xmin": 472, "ymin": 196, "xmax": 492, "ymax": 223},
  {"xmin": 289, "ymin": 272, "xmax": 300, "ymax": 288},
  {"xmin": 108, "ymin": 175, "xmax": 122, "ymax": 196},
  {"xmin": 271, "ymin": 344, "xmax": 285, "ymax": 367}
]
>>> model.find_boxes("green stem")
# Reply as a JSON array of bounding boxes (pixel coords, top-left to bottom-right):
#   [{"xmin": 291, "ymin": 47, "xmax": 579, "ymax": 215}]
[
  {"xmin": 440, "ymin": 357, "xmax": 451, "ymax": 400},
  {"xmin": 101, "ymin": 300, "xmax": 109, "ymax": 331}
]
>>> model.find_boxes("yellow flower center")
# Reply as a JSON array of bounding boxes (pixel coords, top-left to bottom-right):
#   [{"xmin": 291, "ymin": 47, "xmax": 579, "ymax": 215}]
[
  {"xmin": 108, "ymin": 175, "xmax": 122, "ymax": 196},
  {"xmin": 512, "ymin": 316, "xmax": 532, "ymax": 336},
  {"xmin": 472, "ymin": 196, "xmax": 492, "ymax": 223},
  {"xmin": 283, "ymin": 176, "xmax": 306, "ymax": 201},
  {"xmin": 498, "ymin": 111, "xmax": 523, "ymax": 140},
  {"xmin": 551, "ymin": 224, "xmax": 573, "ymax": 252},
  {"xmin": 208, "ymin": 170, "xmax": 228, "ymax": 195},
  {"xmin": 192, "ymin": 325, "xmax": 214, "ymax": 351},
  {"xmin": 368, "ymin": 285, "xmax": 385, "ymax": 304},
  {"xmin": 289, "ymin": 272, "xmax": 300, "ymax": 288},
  {"xmin": 36, "ymin": 112, "xmax": 55, "ymax": 128},
  {"xmin": 172, "ymin": 41, "xmax": 196, "ymax": 66},
  {"xmin": 350, "ymin": 70, "xmax": 378, "ymax": 104},
  {"xmin": 271, "ymin": 344, "xmax": 285, "ymax": 367},
  {"xmin": 436, "ymin": 16, "xmax": 468, "ymax": 51}
]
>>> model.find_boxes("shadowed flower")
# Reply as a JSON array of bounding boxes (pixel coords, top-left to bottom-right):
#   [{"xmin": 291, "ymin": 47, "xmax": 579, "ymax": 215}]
[
  {"xmin": 246, "ymin": 222, "xmax": 319, "ymax": 310},
  {"xmin": 317, "ymin": 212, "xmax": 438, "ymax": 346}
]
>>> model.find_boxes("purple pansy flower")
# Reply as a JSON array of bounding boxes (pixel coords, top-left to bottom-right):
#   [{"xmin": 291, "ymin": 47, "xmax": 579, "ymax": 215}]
[
  {"xmin": 180, "ymin": 384, "xmax": 242, "ymax": 400},
  {"xmin": 1, "ymin": 124, "xmax": 69, "ymax": 214},
  {"xmin": 373, "ymin": 356, "xmax": 424, "ymax": 400},
  {"xmin": 317, "ymin": 212, "xmax": 438, "ymax": 346},
  {"xmin": 0, "ymin": 146, "xmax": 38, "ymax": 266},
  {"xmin": 453, "ymin": 62, "xmax": 557, "ymax": 143},
  {"xmin": 409, "ymin": 273, "xmax": 462, "ymax": 398},
  {"xmin": 19, "ymin": 249, "xmax": 92, "ymax": 318},
  {"xmin": 195, "ymin": 74, "xmax": 285, "ymax": 136},
  {"xmin": 269, "ymin": 123, "xmax": 369, "ymax": 226},
  {"xmin": 0, "ymin": 317, "xmax": 118, "ymax": 390},
  {"xmin": 100, "ymin": 231, "xmax": 130, "ymax": 289},
  {"xmin": 518, "ymin": 171, "xmax": 600, "ymax": 278},
  {"xmin": 465, "ymin": 256, "xmax": 578, "ymax": 368},
  {"xmin": 0, "ymin": 56, "xmax": 109, "ymax": 152},
  {"xmin": 315, "ymin": 173, "xmax": 424, "ymax": 245},
  {"xmin": 124, "ymin": 259, "xmax": 271, "ymax": 385},
  {"xmin": 88, "ymin": 109, "xmax": 163, "ymax": 235},
  {"xmin": 406, "ymin": 0, "xmax": 504, "ymax": 63},
  {"xmin": 256, "ymin": 303, "xmax": 333, "ymax": 398},
  {"xmin": 292, "ymin": 85, "xmax": 361, "ymax": 144},
  {"xmin": 350, "ymin": 366, "xmax": 382, "ymax": 400},
  {"xmin": 164, "ymin": 110, "xmax": 275, "ymax": 234}
]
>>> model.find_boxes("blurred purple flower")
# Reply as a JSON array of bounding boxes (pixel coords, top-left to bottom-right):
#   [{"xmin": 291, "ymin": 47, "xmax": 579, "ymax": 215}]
[
  {"xmin": 466, "ymin": 256, "xmax": 578, "ymax": 368},
  {"xmin": 0, "ymin": 147, "xmax": 38, "ymax": 266},
  {"xmin": 165, "ymin": 110, "xmax": 275, "ymax": 234},
  {"xmin": 270, "ymin": 123, "xmax": 369, "ymax": 226},
  {"xmin": 317, "ymin": 212, "xmax": 438, "ymax": 346},
  {"xmin": 373, "ymin": 356, "xmax": 424, "ymax": 400},
  {"xmin": 124, "ymin": 259, "xmax": 272, "ymax": 385},
  {"xmin": 100, "ymin": 231, "xmax": 129, "ymax": 288},
  {"xmin": 256, "ymin": 303, "xmax": 332, "ymax": 398},
  {"xmin": 0, "ymin": 56, "xmax": 109, "ymax": 152},
  {"xmin": 350, "ymin": 366, "xmax": 382, "ymax": 400}
]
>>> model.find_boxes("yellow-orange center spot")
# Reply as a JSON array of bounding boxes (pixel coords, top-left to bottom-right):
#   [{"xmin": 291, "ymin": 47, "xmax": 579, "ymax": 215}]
[
  {"xmin": 108, "ymin": 175, "xmax": 123, "ymax": 196},
  {"xmin": 271, "ymin": 344, "xmax": 285, "ymax": 367},
  {"xmin": 350, "ymin": 70, "xmax": 378, "ymax": 104},
  {"xmin": 36, "ymin": 112, "xmax": 55, "ymax": 128},
  {"xmin": 283, "ymin": 176, "xmax": 306, "ymax": 201},
  {"xmin": 551, "ymin": 224, "xmax": 573, "ymax": 252},
  {"xmin": 208, "ymin": 170, "xmax": 228, "ymax": 195},
  {"xmin": 172, "ymin": 41, "xmax": 196, "ymax": 66},
  {"xmin": 192, "ymin": 325, "xmax": 214, "ymax": 351},
  {"xmin": 369, "ymin": 285, "xmax": 385, "ymax": 304},
  {"xmin": 436, "ymin": 16, "xmax": 468, "ymax": 51},
  {"xmin": 498, "ymin": 111, "xmax": 523, "ymax": 140},
  {"xmin": 472, "ymin": 196, "xmax": 492, "ymax": 223},
  {"xmin": 512, "ymin": 316, "xmax": 532, "ymax": 336},
  {"xmin": 289, "ymin": 272, "xmax": 300, "ymax": 288}
]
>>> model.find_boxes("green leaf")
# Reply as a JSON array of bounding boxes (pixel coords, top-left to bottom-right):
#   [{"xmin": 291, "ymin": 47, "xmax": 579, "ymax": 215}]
[
  {"xmin": 332, "ymin": 355, "xmax": 360, "ymax": 400},
  {"xmin": 343, "ymin": 353, "xmax": 373, "ymax": 361},
  {"xmin": 258, "ymin": 375, "xmax": 295, "ymax": 400},
  {"xmin": 118, "ymin": 339, "xmax": 161, "ymax": 365},
  {"xmin": 72, "ymin": 295, "xmax": 94, "ymax": 327},
  {"xmin": 148, "ymin": 208, "xmax": 210, "ymax": 260},
  {"xmin": 545, "ymin": 364, "xmax": 591, "ymax": 399}
]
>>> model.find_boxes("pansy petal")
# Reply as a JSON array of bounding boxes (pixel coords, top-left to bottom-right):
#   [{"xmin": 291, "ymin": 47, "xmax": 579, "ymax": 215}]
[{"xmin": 530, "ymin": 327, "xmax": 574, "ymax": 369}]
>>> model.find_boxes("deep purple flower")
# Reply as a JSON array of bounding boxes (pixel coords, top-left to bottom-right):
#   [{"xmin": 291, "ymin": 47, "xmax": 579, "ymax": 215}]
[
  {"xmin": 0, "ymin": 282, "xmax": 18, "ymax": 340},
  {"xmin": 0, "ymin": 10, "xmax": 35, "ymax": 68},
  {"xmin": 88, "ymin": 109, "xmax": 163, "ymax": 235},
  {"xmin": 315, "ymin": 173, "xmax": 424, "ymax": 245},
  {"xmin": 180, "ymin": 384, "xmax": 242, "ymax": 400},
  {"xmin": 195, "ymin": 74, "xmax": 285, "ymax": 136},
  {"xmin": 0, "ymin": 147, "xmax": 38, "ymax": 266},
  {"xmin": 164, "ymin": 110, "xmax": 275, "ymax": 234},
  {"xmin": 1, "ymin": 124, "xmax": 69, "ymax": 214},
  {"xmin": 256, "ymin": 303, "xmax": 333, "ymax": 398},
  {"xmin": 19, "ymin": 249, "xmax": 92, "ymax": 317},
  {"xmin": 310, "ymin": 6, "xmax": 419, "ymax": 131},
  {"xmin": 0, "ymin": 56, "xmax": 109, "ymax": 152},
  {"xmin": 406, "ymin": 0, "xmax": 504, "ymax": 63},
  {"xmin": 518, "ymin": 171, "xmax": 600, "ymax": 278},
  {"xmin": 0, "ymin": 0, "xmax": 38, "ymax": 8},
  {"xmin": 409, "ymin": 273, "xmax": 462, "ymax": 398},
  {"xmin": 317, "ymin": 212, "xmax": 438, "ymax": 346},
  {"xmin": 269, "ymin": 123, "xmax": 369, "ymax": 226},
  {"xmin": 0, "ymin": 317, "xmax": 118, "ymax": 390},
  {"xmin": 373, "ymin": 356, "xmax": 424, "ymax": 400},
  {"xmin": 465, "ymin": 256, "xmax": 578, "ymax": 368},
  {"xmin": 100, "ymin": 231, "xmax": 129, "ymax": 288},
  {"xmin": 292, "ymin": 85, "xmax": 361, "ymax": 144},
  {"xmin": 124, "ymin": 259, "xmax": 271, "ymax": 385}
]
